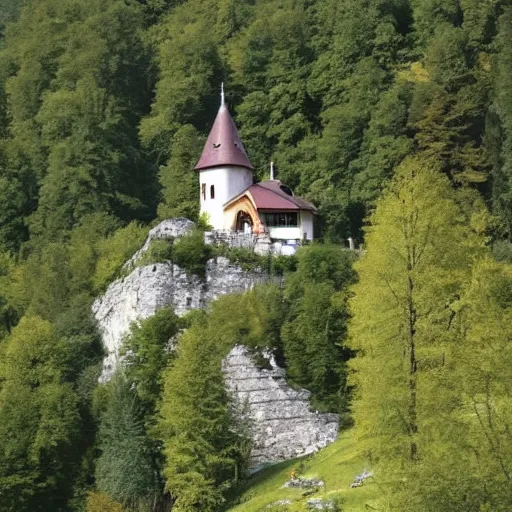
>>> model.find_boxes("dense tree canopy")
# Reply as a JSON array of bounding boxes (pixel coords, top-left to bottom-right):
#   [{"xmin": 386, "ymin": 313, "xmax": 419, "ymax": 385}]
[{"xmin": 0, "ymin": 0, "xmax": 509, "ymax": 248}]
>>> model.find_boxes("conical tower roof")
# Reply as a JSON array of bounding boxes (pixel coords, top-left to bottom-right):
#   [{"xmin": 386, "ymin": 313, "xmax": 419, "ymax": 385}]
[{"xmin": 194, "ymin": 91, "xmax": 254, "ymax": 171}]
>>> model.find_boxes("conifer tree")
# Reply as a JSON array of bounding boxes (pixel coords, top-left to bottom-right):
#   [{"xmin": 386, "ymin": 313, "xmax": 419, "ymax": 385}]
[
  {"xmin": 455, "ymin": 258, "xmax": 512, "ymax": 510},
  {"xmin": 95, "ymin": 371, "xmax": 160, "ymax": 511},
  {"xmin": 392, "ymin": 257, "xmax": 512, "ymax": 511}
]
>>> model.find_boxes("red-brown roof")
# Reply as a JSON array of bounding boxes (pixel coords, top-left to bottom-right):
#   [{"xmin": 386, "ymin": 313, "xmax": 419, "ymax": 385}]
[
  {"xmin": 195, "ymin": 102, "xmax": 254, "ymax": 171},
  {"xmin": 225, "ymin": 180, "xmax": 316, "ymax": 212}
]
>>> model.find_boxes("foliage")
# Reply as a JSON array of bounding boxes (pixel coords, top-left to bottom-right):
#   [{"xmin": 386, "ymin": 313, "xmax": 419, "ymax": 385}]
[
  {"xmin": 453, "ymin": 257, "xmax": 512, "ymax": 510},
  {"xmin": 133, "ymin": 229, "xmax": 212, "ymax": 277},
  {"xmin": 0, "ymin": 0, "xmax": 156, "ymax": 250},
  {"xmin": 170, "ymin": 228, "xmax": 213, "ymax": 277},
  {"xmin": 348, "ymin": 158, "xmax": 487, "ymax": 509},
  {"xmin": 158, "ymin": 124, "xmax": 203, "ymax": 221},
  {"xmin": 93, "ymin": 222, "xmax": 148, "ymax": 292},
  {"xmin": 0, "ymin": 316, "xmax": 80, "ymax": 511},
  {"xmin": 158, "ymin": 315, "xmax": 248, "ymax": 512},
  {"xmin": 214, "ymin": 245, "xmax": 270, "ymax": 272},
  {"xmin": 0, "ymin": 251, "xmax": 18, "ymax": 339},
  {"xmin": 95, "ymin": 371, "xmax": 160, "ymax": 511},
  {"xmin": 0, "ymin": 0, "xmax": 510, "ymax": 507},
  {"xmin": 492, "ymin": 239, "xmax": 512, "ymax": 263},
  {"xmin": 281, "ymin": 244, "xmax": 356, "ymax": 413},
  {"xmin": 207, "ymin": 285, "xmax": 286, "ymax": 357},
  {"xmin": 489, "ymin": 7, "xmax": 512, "ymax": 238},
  {"xmin": 123, "ymin": 306, "xmax": 181, "ymax": 415},
  {"xmin": 139, "ymin": 239, "xmax": 174, "ymax": 265}
]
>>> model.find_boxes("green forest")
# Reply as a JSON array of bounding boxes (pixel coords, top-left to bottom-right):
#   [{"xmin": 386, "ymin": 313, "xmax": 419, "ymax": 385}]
[{"xmin": 1, "ymin": 0, "xmax": 512, "ymax": 510}]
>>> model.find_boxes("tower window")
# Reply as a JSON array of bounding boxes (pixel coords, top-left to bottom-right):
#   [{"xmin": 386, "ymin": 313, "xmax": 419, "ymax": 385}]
[
  {"xmin": 210, "ymin": 185, "xmax": 215, "ymax": 199},
  {"xmin": 201, "ymin": 183, "xmax": 206, "ymax": 201}
]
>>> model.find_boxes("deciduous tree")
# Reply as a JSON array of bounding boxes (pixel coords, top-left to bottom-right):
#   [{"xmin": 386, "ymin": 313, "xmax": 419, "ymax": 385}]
[{"xmin": 348, "ymin": 157, "xmax": 486, "ymax": 506}]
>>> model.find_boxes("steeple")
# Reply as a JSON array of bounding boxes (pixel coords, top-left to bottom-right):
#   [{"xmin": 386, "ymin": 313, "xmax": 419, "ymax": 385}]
[{"xmin": 194, "ymin": 85, "xmax": 254, "ymax": 171}]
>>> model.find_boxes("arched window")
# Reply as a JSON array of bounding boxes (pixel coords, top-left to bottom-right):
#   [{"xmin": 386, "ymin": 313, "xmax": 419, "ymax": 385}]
[{"xmin": 210, "ymin": 185, "xmax": 215, "ymax": 199}]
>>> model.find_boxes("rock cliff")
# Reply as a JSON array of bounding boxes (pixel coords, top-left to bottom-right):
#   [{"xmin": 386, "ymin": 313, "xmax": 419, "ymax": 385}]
[
  {"xmin": 93, "ymin": 218, "xmax": 268, "ymax": 380},
  {"xmin": 223, "ymin": 346, "xmax": 339, "ymax": 468},
  {"xmin": 93, "ymin": 257, "xmax": 268, "ymax": 381}
]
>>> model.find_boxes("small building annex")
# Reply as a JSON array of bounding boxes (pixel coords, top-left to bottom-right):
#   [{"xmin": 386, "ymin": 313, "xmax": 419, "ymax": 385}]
[{"xmin": 195, "ymin": 88, "xmax": 316, "ymax": 242}]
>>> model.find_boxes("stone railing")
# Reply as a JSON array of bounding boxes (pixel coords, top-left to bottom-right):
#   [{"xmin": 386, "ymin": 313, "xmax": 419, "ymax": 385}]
[{"xmin": 204, "ymin": 230, "xmax": 259, "ymax": 249}]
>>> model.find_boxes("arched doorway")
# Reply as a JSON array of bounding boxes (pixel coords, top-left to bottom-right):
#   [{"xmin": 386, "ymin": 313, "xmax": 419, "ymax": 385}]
[{"xmin": 236, "ymin": 210, "xmax": 253, "ymax": 234}]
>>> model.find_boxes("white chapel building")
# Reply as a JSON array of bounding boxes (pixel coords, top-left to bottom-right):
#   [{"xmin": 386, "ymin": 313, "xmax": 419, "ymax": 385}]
[{"xmin": 194, "ymin": 91, "xmax": 316, "ymax": 242}]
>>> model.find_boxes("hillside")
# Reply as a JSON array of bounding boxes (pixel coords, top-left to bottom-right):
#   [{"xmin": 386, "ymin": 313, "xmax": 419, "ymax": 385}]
[{"xmin": 225, "ymin": 431, "xmax": 378, "ymax": 512}]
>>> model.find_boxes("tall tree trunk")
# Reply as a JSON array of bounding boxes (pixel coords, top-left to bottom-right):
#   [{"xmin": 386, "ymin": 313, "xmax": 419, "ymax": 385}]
[{"xmin": 407, "ymin": 267, "xmax": 418, "ymax": 460}]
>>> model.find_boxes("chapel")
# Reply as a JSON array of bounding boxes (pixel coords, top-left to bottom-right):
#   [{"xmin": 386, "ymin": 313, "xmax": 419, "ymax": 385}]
[{"xmin": 194, "ymin": 89, "xmax": 316, "ymax": 242}]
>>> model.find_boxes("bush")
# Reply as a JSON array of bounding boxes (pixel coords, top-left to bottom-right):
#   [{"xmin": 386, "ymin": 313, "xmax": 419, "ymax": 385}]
[
  {"xmin": 215, "ymin": 246, "xmax": 268, "ymax": 272},
  {"xmin": 136, "ymin": 230, "xmax": 213, "ymax": 278},
  {"xmin": 171, "ymin": 229, "xmax": 213, "ymax": 277},
  {"xmin": 139, "ymin": 239, "xmax": 174, "ymax": 265},
  {"xmin": 271, "ymin": 254, "xmax": 298, "ymax": 275}
]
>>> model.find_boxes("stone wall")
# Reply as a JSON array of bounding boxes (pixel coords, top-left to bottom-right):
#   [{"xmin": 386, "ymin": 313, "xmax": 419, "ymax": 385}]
[
  {"xmin": 204, "ymin": 230, "xmax": 258, "ymax": 249},
  {"xmin": 223, "ymin": 346, "xmax": 339, "ymax": 469},
  {"xmin": 204, "ymin": 230, "xmax": 275, "ymax": 256}
]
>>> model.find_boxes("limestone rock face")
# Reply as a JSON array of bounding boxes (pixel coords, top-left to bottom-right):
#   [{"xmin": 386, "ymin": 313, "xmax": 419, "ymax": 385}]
[
  {"xmin": 93, "ymin": 257, "xmax": 267, "ymax": 381},
  {"xmin": 147, "ymin": 218, "xmax": 196, "ymax": 240},
  {"xmin": 223, "ymin": 346, "xmax": 339, "ymax": 469}
]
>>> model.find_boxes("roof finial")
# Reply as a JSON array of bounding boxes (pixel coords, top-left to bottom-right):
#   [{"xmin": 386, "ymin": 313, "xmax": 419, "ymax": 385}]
[
  {"xmin": 221, "ymin": 82, "xmax": 225, "ymax": 108},
  {"xmin": 270, "ymin": 161, "xmax": 275, "ymax": 180}
]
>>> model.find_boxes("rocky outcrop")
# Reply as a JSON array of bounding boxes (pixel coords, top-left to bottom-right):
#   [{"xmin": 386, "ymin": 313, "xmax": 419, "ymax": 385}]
[
  {"xmin": 93, "ymin": 219, "xmax": 340, "ymax": 465},
  {"xmin": 223, "ymin": 346, "xmax": 339, "ymax": 469},
  {"xmin": 93, "ymin": 257, "xmax": 268, "ymax": 381}
]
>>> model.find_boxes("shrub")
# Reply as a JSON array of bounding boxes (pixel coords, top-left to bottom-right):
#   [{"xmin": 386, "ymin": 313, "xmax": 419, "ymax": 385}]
[
  {"xmin": 139, "ymin": 239, "xmax": 174, "ymax": 265},
  {"xmin": 171, "ymin": 229, "xmax": 213, "ymax": 277}
]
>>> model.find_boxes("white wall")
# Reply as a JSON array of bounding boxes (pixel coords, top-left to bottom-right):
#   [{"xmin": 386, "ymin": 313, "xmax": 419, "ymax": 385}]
[
  {"xmin": 199, "ymin": 166, "xmax": 253, "ymax": 230},
  {"xmin": 267, "ymin": 226, "xmax": 302, "ymax": 240},
  {"xmin": 300, "ymin": 211, "xmax": 314, "ymax": 241}
]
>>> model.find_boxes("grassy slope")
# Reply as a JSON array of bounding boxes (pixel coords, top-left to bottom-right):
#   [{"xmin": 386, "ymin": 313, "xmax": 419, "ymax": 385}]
[{"xmin": 225, "ymin": 430, "xmax": 380, "ymax": 511}]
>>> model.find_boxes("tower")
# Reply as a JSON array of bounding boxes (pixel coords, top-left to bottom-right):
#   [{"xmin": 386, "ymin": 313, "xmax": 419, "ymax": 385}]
[{"xmin": 194, "ymin": 86, "xmax": 254, "ymax": 230}]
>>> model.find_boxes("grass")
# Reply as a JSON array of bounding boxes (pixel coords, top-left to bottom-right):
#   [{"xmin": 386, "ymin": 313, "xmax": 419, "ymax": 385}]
[{"xmin": 225, "ymin": 430, "xmax": 380, "ymax": 512}]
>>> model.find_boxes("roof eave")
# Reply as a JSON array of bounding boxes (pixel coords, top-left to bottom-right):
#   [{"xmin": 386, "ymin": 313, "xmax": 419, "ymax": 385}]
[{"xmin": 195, "ymin": 162, "xmax": 255, "ymax": 172}]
